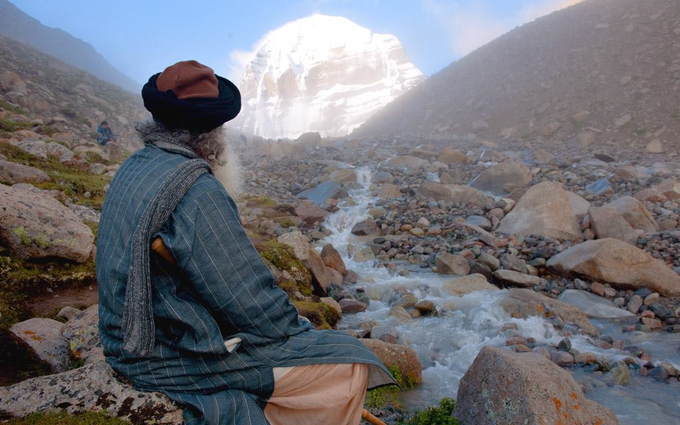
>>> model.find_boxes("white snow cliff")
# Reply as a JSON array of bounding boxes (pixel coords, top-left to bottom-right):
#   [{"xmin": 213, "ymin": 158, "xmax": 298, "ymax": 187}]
[{"xmin": 232, "ymin": 14, "xmax": 425, "ymax": 140}]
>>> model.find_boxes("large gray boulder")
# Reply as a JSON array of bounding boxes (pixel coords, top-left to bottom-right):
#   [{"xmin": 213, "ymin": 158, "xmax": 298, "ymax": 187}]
[
  {"xmin": 500, "ymin": 288, "xmax": 599, "ymax": 336},
  {"xmin": 0, "ymin": 184, "xmax": 94, "ymax": 262},
  {"xmin": 469, "ymin": 161, "xmax": 532, "ymax": 195},
  {"xmin": 10, "ymin": 318, "xmax": 70, "ymax": 372},
  {"xmin": 0, "ymin": 160, "xmax": 50, "ymax": 184},
  {"xmin": 557, "ymin": 290, "xmax": 635, "ymax": 319},
  {"xmin": 0, "ymin": 361, "xmax": 183, "ymax": 424},
  {"xmin": 296, "ymin": 181, "xmax": 347, "ymax": 206},
  {"xmin": 497, "ymin": 182, "xmax": 583, "ymax": 241},
  {"xmin": 455, "ymin": 346, "xmax": 619, "ymax": 425},
  {"xmin": 547, "ymin": 239, "xmax": 680, "ymax": 297}
]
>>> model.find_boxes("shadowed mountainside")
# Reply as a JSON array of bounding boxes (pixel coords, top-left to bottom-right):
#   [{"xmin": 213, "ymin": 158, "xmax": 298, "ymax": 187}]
[
  {"xmin": 0, "ymin": 0, "xmax": 140, "ymax": 93},
  {"xmin": 355, "ymin": 0, "xmax": 680, "ymax": 154}
]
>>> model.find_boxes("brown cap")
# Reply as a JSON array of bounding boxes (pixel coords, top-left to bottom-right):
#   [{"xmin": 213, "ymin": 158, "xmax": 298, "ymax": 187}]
[{"xmin": 156, "ymin": 60, "xmax": 219, "ymax": 100}]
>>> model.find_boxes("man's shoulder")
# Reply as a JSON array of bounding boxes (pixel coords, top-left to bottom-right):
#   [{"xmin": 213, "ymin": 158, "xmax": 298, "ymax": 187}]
[{"xmin": 182, "ymin": 173, "xmax": 227, "ymax": 206}]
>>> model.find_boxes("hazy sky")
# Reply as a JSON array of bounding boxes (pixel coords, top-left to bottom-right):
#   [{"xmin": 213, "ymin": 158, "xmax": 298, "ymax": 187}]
[{"xmin": 11, "ymin": 0, "xmax": 578, "ymax": 85}]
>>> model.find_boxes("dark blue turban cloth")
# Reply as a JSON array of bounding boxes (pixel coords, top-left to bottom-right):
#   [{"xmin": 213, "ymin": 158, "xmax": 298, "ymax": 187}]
[{"xmin": 142, "ymin": 73, "xmax": 241, "ymax": 132}]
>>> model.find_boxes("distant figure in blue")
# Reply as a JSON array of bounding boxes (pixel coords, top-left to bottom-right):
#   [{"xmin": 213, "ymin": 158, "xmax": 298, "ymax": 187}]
[{"xmin": 96, "ymin": 120, "xmax": 115, "ymax": 146}]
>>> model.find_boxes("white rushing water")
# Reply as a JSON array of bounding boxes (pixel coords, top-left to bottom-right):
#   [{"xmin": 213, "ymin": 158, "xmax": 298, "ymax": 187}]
[{"xmin": 317, "ymin": 167, "xmax": 680, "ymax": 423}]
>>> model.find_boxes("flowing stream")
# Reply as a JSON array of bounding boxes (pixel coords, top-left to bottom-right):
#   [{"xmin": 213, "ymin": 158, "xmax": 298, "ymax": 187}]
[{"xmin": 316, "ymin": 166, "xmax": 680, "ymax": 424}]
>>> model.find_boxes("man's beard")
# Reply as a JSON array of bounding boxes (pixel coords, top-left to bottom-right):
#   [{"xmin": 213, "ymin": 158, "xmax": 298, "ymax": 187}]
[
  {"xmin": 213, "ymin": 143, "xmax": 243, "ymax": 198},
  {"xmin": 136, "ymin": 120, "xmax": 243, "ymax": 198}
]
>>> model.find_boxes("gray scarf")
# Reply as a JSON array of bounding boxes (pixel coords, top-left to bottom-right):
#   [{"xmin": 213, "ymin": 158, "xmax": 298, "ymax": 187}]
[{"xmin": 122, "ymin": 139, "xmax": 212, "ymax": 357}]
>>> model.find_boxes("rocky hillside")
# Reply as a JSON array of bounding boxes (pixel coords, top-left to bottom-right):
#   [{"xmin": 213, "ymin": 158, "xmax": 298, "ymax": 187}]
[
  {"xmin": 0, "ymin": 36, "xmax": 147, "ymax": 151},
  {"xmin": 355, "ymin": 0, "xmax": 680, "ymax": 154},
  {"xmin": 0, "ymin": 0, "xmax": 140, "ymax": 92}
]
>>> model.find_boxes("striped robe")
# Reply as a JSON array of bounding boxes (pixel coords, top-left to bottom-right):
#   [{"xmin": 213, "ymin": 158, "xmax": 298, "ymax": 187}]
[{"xmin": 96, "ymin": 146, "xmax": 394, "ymax": 424}]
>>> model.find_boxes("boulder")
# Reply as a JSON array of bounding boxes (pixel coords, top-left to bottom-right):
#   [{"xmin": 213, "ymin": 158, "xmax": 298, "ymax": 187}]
[
  {"xmin": 359, "ymin": 339, "xmax": 422, "ymax": 386},
  {"xmin": 10, "ymin": 318, "xmax": 70, "ymax": 372},
  {"xmin": 61, "ymin": 305, "xmax": 104, "ymax": 365},
  {"xmin": 567, "ymin": 192, "xmax": 591, "ymax": 219},
  {"xmin": 444, "ymin": 274, "xmax": 499, "ymax": 296},
  {"xmin": 377, "ymin": 183, "xmax": 402, "ymax": 198},
  {"xmin": 635, "ymin": 179, "xmax": 680, "ymax": 203},
  {"xmin": 296, "ymin": 181, "xmax": 347, "ymax": 205},
  {"xmin": 351, "ymin": 219, "xmax": 379, "ymax": 236},
  {"xmin": 497, "ymin": 182, "xmax": 583, "ymax": 241},
  {"xmin": 438, "ymin": 147, "xmax": 467, "ymax": 165},
  {"xmin": 329, "ymin": 168, "xmax": 357, "ymax": 184},
  {"xmin": 455, "ymin": 346, "xmax": 618, "ymax": 425},
  {"xmin": 338, "ymin": 298, "xmax": 367, "ymax": 313},
  {"xmin": 296, "ymin": 132, "xmax": 322, "ymax": 144},
  {"xmin": 589, "ymin": 206, "xmax": 639, "ymax": 245},
  {"xmin": 0, "ymin": 361, "xmax": 183, "ymax": 423},
  {"xmin": 416, "ymin": 181, "xmax": 452, "ymax": 201},
  {"xmin": 585, "ymin": 178, "xmax": 613, "ymax": 196},
  {"xmin": 469, "ymin": 161, "xmax": 532, "ymax": 195},
  {"xmin": 447, "ymin": 185, "xmax": 494, "ymax": 207},
  {"xmin": 294, "ymin": 200, "xmax": 329, "ymax": 227},
  {"xmin": 547, "ymin": 239, "xmax": 680, "ymax": 297},
  {"xmin": 606, "ymin": 196, "xmax": 659, "ymax": 233},
  {"xmin": 435, "ymin": 252, "xmax": 470, "ymax": 275},
  {"xmin": 278, "ymin": 231, "xmax": 331, "ymax": 293},
  {"xmin": 320, "ymin": 244, "xmax": 346, "ymax": 276},
  {"xmin": 557, "ymin": 290, "xmax": 635, "ymax": 319},
  {"xmin": 493, "ymin": 270, "xmax": 542, "ymax": 288},
  {"xmin": 500, "ymin": 288, "xmax": 599, "ymax": 335},
  {"xmin": 0, "ymin": 160, "xmax": 50, "ymax": 184},
  {"xmin": 532, "ymin": 148, "xmax": 554, "ymax": 164},
  {"xmin": 0, "ymin": 184, "xmax": 94, "ymax": 262},
  {"xmin": 384, "ymin": 155, "xmax": 429, "ymax": 172},
  {"xmin": 372, "ymin": 171, "xmax": 394, "ymax": 184}
]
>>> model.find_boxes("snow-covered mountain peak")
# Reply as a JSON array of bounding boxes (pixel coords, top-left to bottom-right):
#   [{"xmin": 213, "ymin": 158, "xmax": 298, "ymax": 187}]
[{"xmin": 232, "ymin": 14, "xmax": 424, "ymax": 140}]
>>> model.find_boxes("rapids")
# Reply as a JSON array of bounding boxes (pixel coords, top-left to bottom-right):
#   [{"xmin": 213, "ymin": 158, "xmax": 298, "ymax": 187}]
[{"xmin": 317, "ymin": 166, "xmax": 680, "ymax": 425}]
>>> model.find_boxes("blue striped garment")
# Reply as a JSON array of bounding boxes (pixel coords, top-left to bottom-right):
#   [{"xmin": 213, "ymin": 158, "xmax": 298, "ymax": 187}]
[{"xmin": 96, "ymin": 145, "xmax": 394, "ymax": 424}]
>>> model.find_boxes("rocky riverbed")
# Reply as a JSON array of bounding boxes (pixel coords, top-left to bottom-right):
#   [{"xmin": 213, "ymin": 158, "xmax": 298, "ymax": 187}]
[
  {"xmin": 238, "ymin": 135, "xmax": 680, "ymax": 424},
  {"xmin": 1, "ymin": 132, "xmax": 680, "ymax": 424}
]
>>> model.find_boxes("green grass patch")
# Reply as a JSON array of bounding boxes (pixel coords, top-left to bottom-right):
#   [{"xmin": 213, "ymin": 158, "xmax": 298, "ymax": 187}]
[
  {"xmin": 402, "ymin": 398, "xmax": 459, "ymax": 425},
  {"xmin": 365, "ymin": 365, "xmax": 419, "ymax": 409},
  {"xmin": 0, "ymin": 141, "xmax": 111, "ymax": 209},
  {"xmin": 245, "ymin": 195, "xmax": 277, "ymax": 207},
  {"xmin": 1, "ymin": 411, "xmax": 127, "ymax": 425},
  {"xmin": 0, "ymin": 99, "xmax": 27, "ymax": 115},
  {"xmin": 0, "ymin": 117, "xmax": 33, "ymax": 133}
]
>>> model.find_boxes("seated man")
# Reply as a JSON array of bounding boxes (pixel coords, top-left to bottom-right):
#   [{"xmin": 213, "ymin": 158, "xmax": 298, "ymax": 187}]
[
  {"xmin": 96, "ymin": 60, "xmax": 394, "ymax": 425},
  {"xmin": 96, "ymin": 120, "xmax": 115, "ymax": 146}
]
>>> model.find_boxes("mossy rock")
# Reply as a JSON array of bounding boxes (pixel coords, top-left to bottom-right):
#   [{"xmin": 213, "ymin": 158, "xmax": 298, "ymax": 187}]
[
  {"xmin": 292, "ymin": 300, "xmax": 339, "ymax": 330},
  {"xmin": 364, "ymin": 364, "xmax": 420, "ymax": 409},
  {"xmin": 257, "ymin": 240, "xmax": 312, "ymax": 296},
  {"xmin": 0, "ymin": 142, "xmax": 111, "ymax": 209}
]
